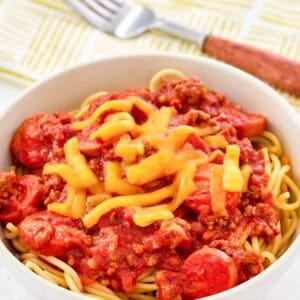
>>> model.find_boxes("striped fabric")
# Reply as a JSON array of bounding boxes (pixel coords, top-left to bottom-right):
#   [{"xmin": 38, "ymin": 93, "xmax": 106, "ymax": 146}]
[{"xmin": 0, "ymin": 0, "xmax": 299, "ymax": 109}]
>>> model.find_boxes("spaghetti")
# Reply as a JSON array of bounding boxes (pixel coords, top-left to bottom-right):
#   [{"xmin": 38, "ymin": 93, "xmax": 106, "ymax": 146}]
[{"xmin": 1, "ymin": 69, "xmax": 300, "ymax": 300}]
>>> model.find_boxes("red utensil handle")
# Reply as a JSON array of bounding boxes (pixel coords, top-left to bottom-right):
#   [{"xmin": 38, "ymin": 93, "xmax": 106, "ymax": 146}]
[{"xmin": 203, "ymin": 35, "xmax": 300, "ymax": 96}]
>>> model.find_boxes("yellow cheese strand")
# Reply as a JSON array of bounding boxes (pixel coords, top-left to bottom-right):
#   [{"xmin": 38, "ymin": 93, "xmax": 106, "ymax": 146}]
[
  {"xmin": 167, "ymin": 126, "xmax": 198, "ymax": 150},
  {"xmin": 104, "ymin": 161, "xmax": 142, "ymax": 195},
  {"xmin": 129, "ymin": 96, "xmax": 154, "ymax": 115},
  {"xmin": 132, "ymin": 164, "xmax": 197, "ymax": 226},
  {"xmin": 125, "ymin": 127, "xmax": 207, "ymax": 187},
  {"xmin": 241, "ymin": 164, "xmax": 252, "ymax": 192},
  {"xmin": 195, "ymin": 125, "xmax": 220, "ymax": 137},
  {"xmin": 208, "ymin": 150, "xmax": 224, "ymax": 162},
  {"xmin": 87, "ymin": 194, "xmax": 111, "ymax": 207},
  {"xmin": 115, "ymin": 134, "xmax": 144, "ymax": 163},
  {"xmin": 126, "ymin": 149, "xmax": 174, "ymax": 185},
  {"xmin": 83, "ymin": 184, "xmax": 176, "ymax": 228},
  {"xmin": 90, "ymin": 119, "xmax": 137, "ymax": 141},
  {"xmin": 204, "ymin": 135, "xmax": 228, "ymax": 148},
  {"xmin": 48, "ymin": 187, "xmax": 75, "ymax": 217},
  {"xmin": 210, "ymin": 165, "xmax": 227, "ymax": 216},
  {"xmin": 168, "ymin": 164, "xmax": 197, "ymax": 211},
  {"xmin": 73, "ymin": 96, "xmax": 154, "ymax": 131},
  {"xmin": 88, "ymin": 183, "xmax": 105, "ymax": 195},
  {"xmin": 72, "ymin": 100, "xmax": 133, "ymax": 130},
  {"xmin": 48, "ymin": 187, "xmax": 86, "ymax": 219},
  {"xmin": 223, "ymin": 145, "xmax": 244, "ymax": 192},
  {"xmin": 133, "ymin": 209, "xmax": 174, "ymax": 227},
  {"xmin": 71, "ymin": 190, "xmax": 87, "ymax": 218},
  {"xmin": 43, "ymin": 138, "xmax": 100, "ymax": 190},
  {"xmin": 174, "ymin": 148, "xmax": 208, "ymax": 170},
  {"xmin": 140, "ymin": 106, "xmax": 176, "ymax": 137},
  {"xmin": 64, "ymin": 138, "xmax": 99, "ymax": 187},
  {"xmin": 43, "ymin": 164, "xmax": 85, "ymax": 189}
]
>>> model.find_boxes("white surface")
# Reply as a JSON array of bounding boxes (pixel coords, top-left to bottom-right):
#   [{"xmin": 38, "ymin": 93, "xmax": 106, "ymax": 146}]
[
  {"xmin": 0, "ymin": 79, "xmax": 34, "ymax": 299},
  {"xmin": 0, "ymin": 56, "xmax": 300, "ymax": 299}
]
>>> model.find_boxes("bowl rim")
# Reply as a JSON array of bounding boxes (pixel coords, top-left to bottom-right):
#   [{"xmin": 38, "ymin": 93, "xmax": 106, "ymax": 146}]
[{"xmin": 0, "ymin": 53, "xmax": 299, "ymax": 300}]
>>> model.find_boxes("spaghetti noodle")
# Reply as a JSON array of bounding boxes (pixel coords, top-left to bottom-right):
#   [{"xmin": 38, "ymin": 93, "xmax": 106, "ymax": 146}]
[{"xmin": 1, "ymin": 69, "xmax": 299, "ymax": 300}]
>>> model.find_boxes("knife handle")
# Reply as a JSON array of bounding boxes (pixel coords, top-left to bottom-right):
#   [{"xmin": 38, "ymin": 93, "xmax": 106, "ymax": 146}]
[{"xmin": 203, "ymin": 35, "xmax": 300, "ymax": 96}]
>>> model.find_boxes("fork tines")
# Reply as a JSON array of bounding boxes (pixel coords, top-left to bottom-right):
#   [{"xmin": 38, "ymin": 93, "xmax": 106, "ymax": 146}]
[{"xmin": 66, "ymin": 0, "xmax": 125, "ymax": 31}]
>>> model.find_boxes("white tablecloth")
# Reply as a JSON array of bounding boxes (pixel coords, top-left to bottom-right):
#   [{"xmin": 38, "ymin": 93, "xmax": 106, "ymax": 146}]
[{"xmin": 0, "ymin": 80, "xmax": 299, "ymax": 299}]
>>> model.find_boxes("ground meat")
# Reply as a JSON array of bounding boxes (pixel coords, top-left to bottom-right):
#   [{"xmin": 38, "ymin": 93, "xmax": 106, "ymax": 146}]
[
  {"xmin": 244, "ymin": 203, "xmax": 280, "ymax": 239},
  {"xmin": 198, "ymin": 91, "xmax": 266, "ymax": 139},
  {"xmin": 143, "ymin": 218, "xmax": 192, "ymax": 251},
  {"xmin": 232, "ymin": 138, "xmax": 271, "ymax": 203},
  {"xmin": 41, "ymin": 174, "xmax": 66, "ymax": 206},
  {"xmin": 153, "ymin": 77, "xmax": 205, "ymax": 112}
]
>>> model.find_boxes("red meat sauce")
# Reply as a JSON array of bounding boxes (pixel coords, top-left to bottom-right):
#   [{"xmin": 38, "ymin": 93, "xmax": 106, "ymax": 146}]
[{"xmin": 0, "ymin": 76, "xmax": 280, "ymax": 299}]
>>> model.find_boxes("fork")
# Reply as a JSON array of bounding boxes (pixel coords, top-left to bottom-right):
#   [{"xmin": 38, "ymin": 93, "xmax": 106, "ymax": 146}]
[{"xmin": 66, "ymin": 0, "xmax": 300, "ymax": 96}]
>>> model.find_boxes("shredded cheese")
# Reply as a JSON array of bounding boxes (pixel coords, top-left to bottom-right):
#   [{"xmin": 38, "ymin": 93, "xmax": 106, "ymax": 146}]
[
  {"xmin": 223, "ymin": 145, "xmax": 244, "ymax": 192},
  {"xmin": 64, "ymin": 138, "xmax": 99, "ymax": 186},
  {"xmin": 129, "ymin": 96, "xmax": 154, "ymax": 115},
  {"xmin": 72, "ymin": 99, "xmax": 133, "ymax": 130},
  {"xmin": 48, "ymin": 187, "xmax": 86, "ymax": 219},
  {"xmin": 115, "ymin": 135, "xmax": 144, "ymax": 163},
  {"xmin": 140, "ymin": 106, "xmax": 176, "ymax": 137},
  {"xmin": 43, "ymin": 138, "xmax": 101, "ymax": 189},
  {"xmin": 104, "ymin": 161, "xmax": 142, "ymax": 195},
  {"xmin": 83, "ymin": 184, "xmax": 176, "ymax": 228},
  {"xmin": 90, "ymin": 115, "xmax": 137, "ymax": 141},
  {"xmin": 168, "ymin": 164, "xmax": 197, "ymax": 211},
  {"xmin": 44, "ymin": 164, "xmax": 84, "ymax": 189},
  {"xmin": 72, "ymin": 96, "xmax": 154, "ymax": 131},
  {"xmin": 133, "ymin": 209, "xmax": 174, "ymax": 227},
  {"xmin": 48, "ymin": 187, "xmax": 75, "ymax": 217},
  {"xmin": 87, "ymin": 194, "xmax": 111, "ymax": 207},
  {"xmin": 132, "ymin": 164, "xmax": 197, "ymax": 226},
  {"xmin": 204, "ymin": 135, "xmax": 228, "ymax": 148},
  {"xmin": 71, "ymin": 190, "xmax": 86, "ymax": 218},
  {"xmin": 126, "ymin": 149, "xmax": 174, "ymax": 185},
  {"xmin": 210, "ymin": 165, "xmax": 227, "ymax": 216},
  {"xmin": 167, "ymin": 126, "xmax": 198, "ymax": 150},
  {"xmin": 88, "ymin": 183, "xmax": 104, "ymax": 195},
  {"xmin": 241, "ymin": 164, "xmax": 252, "ymax": 192}
]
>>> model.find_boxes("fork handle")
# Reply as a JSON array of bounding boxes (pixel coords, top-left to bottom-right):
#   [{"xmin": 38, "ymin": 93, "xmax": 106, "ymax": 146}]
[
  {"xmin": 203, "ymin": 35, "xmax": 300, "ymax": 96},
  {"xmin": 154, "ymin": 19, "xmax": 207, "ymax": 45},
  {"xmin": 154, "ymin": 20, "xmax": 300, "ymax": 95}
]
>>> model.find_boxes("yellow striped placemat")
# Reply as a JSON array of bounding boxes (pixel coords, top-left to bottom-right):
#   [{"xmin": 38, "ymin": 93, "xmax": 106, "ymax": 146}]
[{"xmin": 0, "ymin": 0, "xmax": 299, "ymax": 109}]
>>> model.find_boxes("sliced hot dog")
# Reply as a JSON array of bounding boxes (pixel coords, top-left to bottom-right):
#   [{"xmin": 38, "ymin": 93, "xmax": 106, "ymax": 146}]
[
  {"xmin": 19, "ymin": 211, "xmax": 90, "ymax": 256},
  {"xmin": 182, "ymin": 247, "xmax": 238, "ymax": 298}
]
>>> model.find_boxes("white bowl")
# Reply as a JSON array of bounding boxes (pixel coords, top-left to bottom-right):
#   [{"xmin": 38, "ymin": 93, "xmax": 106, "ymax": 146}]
[{"xmin": 0, "ymin": 54, "xmax": 299, "ymax": 300}]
